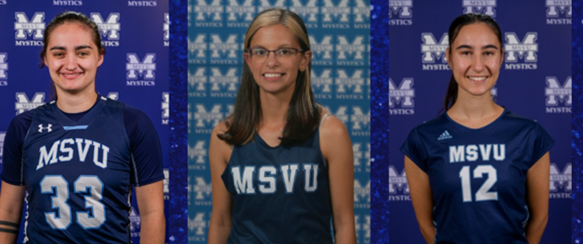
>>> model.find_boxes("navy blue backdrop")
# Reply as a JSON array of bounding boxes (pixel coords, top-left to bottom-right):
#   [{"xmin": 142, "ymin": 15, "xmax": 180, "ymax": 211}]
[
  {"xmin": 0, "ymin": 1, "xmax": 184, "ymax": 243},
  {"xmin": 388, "ymin": 1, "xmax": 571, "ymax": 243}
]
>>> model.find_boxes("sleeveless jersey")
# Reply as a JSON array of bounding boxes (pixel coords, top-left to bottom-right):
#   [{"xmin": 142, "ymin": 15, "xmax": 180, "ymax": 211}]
[
  {"xmin": 401, "ymin": 109, "xmax": 554, "ymax": 244},
  {"xmin": 12, "ymin": 97, "xmax": 144, "ymax": 243},
  {"xmin": 221, "ymin": 115, "xmax": 333, "ymax": 244}
]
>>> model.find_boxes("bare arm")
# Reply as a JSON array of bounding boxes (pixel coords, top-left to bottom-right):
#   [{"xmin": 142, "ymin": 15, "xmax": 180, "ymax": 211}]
[
  {"xmin": 404, "ymin": 156, "xmax": 435, "ymax": 244},
  {"xmin": 320, "ymin": 116, "xmax": 356, "ymax": 244},
  {"xmin": 135, "ymin": 180, "xmax": 165, "ymax": 244},
  {"xmin": 207, "ymin": 123, "xmax": 233, "ymax": 244},
  {"xmin": 0, "ymin": 181, "xmax": 25, "ymax": 244},
  {"xmin": 525, "ymin": 152, "xmax": 550, "ymax": 244}
]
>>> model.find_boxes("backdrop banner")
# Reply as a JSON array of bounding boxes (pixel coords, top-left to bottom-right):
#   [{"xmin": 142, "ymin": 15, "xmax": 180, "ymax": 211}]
[
  {"xmin": 0, "ymin": 1, "xmax": 171, "ymax": 243},
  {"xmin": 388, "ymin": 0, "xmax": 571, "ymax": 243},
  {"xmin": 188, "ymin": 0, "xmax": 371, "ymax": 242}
]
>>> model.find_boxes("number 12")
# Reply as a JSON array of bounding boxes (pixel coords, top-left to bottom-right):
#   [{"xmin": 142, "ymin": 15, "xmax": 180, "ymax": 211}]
[{"xmin": 459, "ymin": 165, "xmax": 498, "ymax": 202}]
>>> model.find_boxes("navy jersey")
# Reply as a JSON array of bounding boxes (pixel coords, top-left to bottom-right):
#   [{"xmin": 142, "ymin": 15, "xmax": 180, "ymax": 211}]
[
  {"xmin": 401, "ymin": 109, "xmax": 554, "ymax": 244},
  {"xmin": 221, "ymin": 115, "xmax": 333, "ymax": 244},
  {"xmin": 1, "ymin": 96, "xmax": 164, "ymax": 244}
]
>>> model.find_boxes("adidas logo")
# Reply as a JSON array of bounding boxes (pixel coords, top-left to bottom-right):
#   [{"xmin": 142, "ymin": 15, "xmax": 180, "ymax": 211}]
[{"xmin": 437, "ymin": 130, "xmax": 452, "ymax": 140}]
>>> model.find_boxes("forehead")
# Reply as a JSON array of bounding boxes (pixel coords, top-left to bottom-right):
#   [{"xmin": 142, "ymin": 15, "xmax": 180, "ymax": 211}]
[
  {"xmin": 47, "ymin": 22, "xmax": 95, "ymax": 46},
  {"xmin": 249, "ymin": 24, "xmax": 299, "ymax": 47},
  {"xmin": 452, "ymin": 22, "xmax": 500, "ymax": 46}
]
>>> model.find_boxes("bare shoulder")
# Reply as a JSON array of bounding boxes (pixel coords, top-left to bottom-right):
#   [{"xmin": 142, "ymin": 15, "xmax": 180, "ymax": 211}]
[
  {"xmin": 319, "ymin": 114, "xmax": 350, "ymax": 139},
  {"xmin": 319, "ymin": 113, "xmax": 352, "ymax": 159}
]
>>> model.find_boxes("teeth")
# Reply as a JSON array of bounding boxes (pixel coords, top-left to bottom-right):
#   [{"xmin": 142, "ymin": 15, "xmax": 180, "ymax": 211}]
[
  {"xmin": 468, "ymin": 76, "xmax": 486, "ymax": 81},
  {"xmin": 264, "ymin": 73, "xmax": 282, "ymax": 78}
]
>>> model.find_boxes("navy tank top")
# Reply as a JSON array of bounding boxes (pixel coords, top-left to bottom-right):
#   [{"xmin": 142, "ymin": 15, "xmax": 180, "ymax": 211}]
[{"xmin": 221, "ymin": 115, "xmax": 333, "ymax": 244}]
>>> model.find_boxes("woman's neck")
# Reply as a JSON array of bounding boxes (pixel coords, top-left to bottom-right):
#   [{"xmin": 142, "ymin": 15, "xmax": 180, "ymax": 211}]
[
  {"xmin": 259, "ymin": 91, "xmax": 291, "ymax": 125},
  {"xmin": 447, "ymin": 93, "xmax": 503, "ymax": 129},
  {"xmin": 56, "ymin": 90, "xmax": 98, "ymax": 113}
]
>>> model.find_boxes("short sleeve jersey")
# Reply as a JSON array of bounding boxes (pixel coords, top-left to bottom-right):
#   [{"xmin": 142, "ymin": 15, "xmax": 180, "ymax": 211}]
[
  {"xmin": 1, "ymin": 96, "xmax": 164, "ymax": 244},
  {"xmin": 221, "ymin": 119, "xmax": 333, "ymax": 244},
  {"xmin": 401, "ymin": 109, "xmax": 554, "ymax": 244}
]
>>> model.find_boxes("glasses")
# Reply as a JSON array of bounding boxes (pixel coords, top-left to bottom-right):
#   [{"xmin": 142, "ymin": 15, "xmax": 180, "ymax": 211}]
[{"xmin": 246, "ymin": 47, "xmax": 303, "ymax": 62}]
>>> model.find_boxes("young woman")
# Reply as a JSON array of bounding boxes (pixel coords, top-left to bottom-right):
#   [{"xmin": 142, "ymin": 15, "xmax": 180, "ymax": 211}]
[
  {"xmin": 401, "ymin": 13, "xmax": 553, "ymax": 244},
  {"xmin": 0, "ymin": 11, "xmax": 165, "ymax": 243},
  {"xmin": 208, "ymin": 8, "xmax": 356, "ymax": 244}
]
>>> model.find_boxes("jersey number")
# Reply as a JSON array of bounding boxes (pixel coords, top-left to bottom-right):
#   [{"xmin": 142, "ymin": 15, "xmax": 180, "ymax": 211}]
[
  {"xmin": 40, "ymin": 175, "xmax": 105, "ymax": 229},
  {"xmin": 459, "ymin": 165, "xmax": 498, "ymax": 202}
]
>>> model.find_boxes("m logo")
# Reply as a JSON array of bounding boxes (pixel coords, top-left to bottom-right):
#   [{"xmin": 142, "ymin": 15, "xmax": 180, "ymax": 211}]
[
  {"xmin": 550, "ymin": 163, "xmax": 571, "ymax": 199},
  {"xmin": 354, "ymin": 179, "xmax": 370, "ymax": 208},
  {"xmin": 90, "ymin": 13, "xmax": 120, "ymax": 40},
  {"xmin": 421, "ymin": 33, "xmax": 448, "ymax": 63},
  {"xmin": 162, "ymin": 92, "xmax": 169, "ymax": 124},
  {"xmin": 350, "ymin": 106, "xmax": 370, "ymax": 131},
  {"xmin": 546, "ymin": 76, "xmax": 571, "ymax": 106},
  {"xmin": 189, "ymin": 140, "xmax": 207, "ymax": 164},
  {"xmin": 189, "ymin": 67, "xmax": 207, "ymax": 92},
  {"xmin": 355, "ymin": 215, "xmax": 371, "ymax": 239},
  {"xmin": 389, "ymin": 78, "xmax": 414, "ymax": 108},
  {"xmin": 462, "ymin": 0, "xmax": 496, "ymax": 17},
  {"xmin": 126, "ymin": 53, "xmax": 156, "ymax": 79},
  {"xmin": 0, "ymin": 132, "xmax": 5, "ymax": 164},
  {"xmin": 389, "ymin": 165, "xmax": 409, "ymax": 195},
  {"xmin": 336, "ymin": 69, "xmax": 364, "ymax": 96},
  {"xmin": 546, "ymin": 0, "xmax": 571, "ymax": 18},
  {"xmin": 311, "ymin": 69, "xmax": 333, "ymax": 98},
  {"xmin": 193, "ymin": 177, "xmax": 212, "ymax": 201},
  {"xmin": 193, "ymin": 104, "xmax": 224, "ymax": 129},
  {"xmin": 257, "ymin": 0, "xmax": 286, "ymax": 12},
  {"xmin": 351, "ymin": 142, "xmax": 372, "ymax": 171},
  {"xmin": 189, "ymin": 212, "xmax": 207, "ymax": 236},
  {"xmin": 309, "ymin": 35, "xmax": 334, "ymax": 64},
  {"xmin": 163, "ymin": 169, "xmax": 170, "ymax": 195},
  {"xmin": 226, "ymin": 0, "xmax": 255, "ymax": 26},
  {"xmin": 15, "ymin": 92, "xmax": 45, "ymax": 115},
  {"xmin": 504, "ymin": 32, "xmax": 538, "ymax": 62},
  {"xmin": 210, "ymin": 34, "xmax": 239, "ymax": 60},
  {"xmin": 194, "ymin": 0, "xmax": 224, "ymax": 23},
  {"xmin": 190, "ymin": 34, "xmax": 207, "ymax": 60},
  {"xmin": 322, "ymin": 0, "xmax": 350, "ymax": 23},
  {"xmin": 164, "ymin": 13, "xmax": 170, "ymax": 45},
  {"xmin": 14, "ymin": 12, "xmax": 45, "ymax": 40},
  {"xmin": 353, "ymin": 0, "xmax": 370, "ymax": 26},
  {"xmin": 336, "ymin": 36, "xmax": 366, "ymax": 62},
  {"xmin": 210, "ymin": 68, "xmax": 238, "ymax": 92},
  {"xmin": 129, "ymin": 206, "xmax": 141, "ymax": 234},
  {"xmin": 0, "ymin": 53, "xmax": 7, "ymax": 79},
  {"xmin": 289, "ymin": 0, "xmax": 319, "ymax": 27},
  {"xmin": 389, "ymin": 0, "xmax": 413, "ymax": 18}
]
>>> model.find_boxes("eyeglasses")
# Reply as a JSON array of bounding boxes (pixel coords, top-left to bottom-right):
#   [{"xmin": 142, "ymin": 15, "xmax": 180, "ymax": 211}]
[{"xmin": 246, "ymin": 47, "xmax": 303, "ymax": 62}]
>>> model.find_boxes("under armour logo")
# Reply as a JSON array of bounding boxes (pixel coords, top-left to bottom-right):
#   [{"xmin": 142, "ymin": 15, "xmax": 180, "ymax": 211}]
[{"xmin": 38, "ymin": 124, "xmax": 52, "ymax": 133}]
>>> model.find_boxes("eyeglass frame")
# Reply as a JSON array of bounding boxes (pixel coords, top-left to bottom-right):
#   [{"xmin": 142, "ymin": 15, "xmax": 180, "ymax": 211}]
[{"xmin": 245, "ymin": 47, "xmax": 305, "ymax": 61}]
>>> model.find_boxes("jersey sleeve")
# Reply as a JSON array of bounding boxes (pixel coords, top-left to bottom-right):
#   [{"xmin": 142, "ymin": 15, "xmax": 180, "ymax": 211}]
[
  {"xmin": 1, "ymin": 111, "xmax": 33, "ymax": 185},
  {"xmin": 124, "ymin": 105, "xmax": 165, "ymax": 186},
  {"xmin": 400, "ymin": 127, "xmax": 429, "ymax": 172},
  {"xmin": 527, "ymin": 122, "xmax": 554, "ymax": 168}
]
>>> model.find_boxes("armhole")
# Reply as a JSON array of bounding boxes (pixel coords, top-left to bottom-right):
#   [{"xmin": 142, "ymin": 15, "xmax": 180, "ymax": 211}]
[{"xmin": 318, "ymin": 113, "xmax": 330, "ymax": 168}]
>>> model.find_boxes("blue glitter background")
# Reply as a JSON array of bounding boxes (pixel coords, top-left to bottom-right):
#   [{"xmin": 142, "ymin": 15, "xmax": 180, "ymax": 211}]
[
  {"xmin": 169, "ymin": 0, "xmax": 188, "ymax": 243},
  {"xmin": 573, "ymin": 1, "xmax": 582, "ymax": 243},
  {"xmin": 370, "ymin": 0, "xmax": 389, "ymax": 242}
]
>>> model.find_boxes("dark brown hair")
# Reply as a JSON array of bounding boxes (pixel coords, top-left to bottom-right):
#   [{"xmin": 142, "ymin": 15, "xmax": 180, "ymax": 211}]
[
  {"xmin": 442, "ymin": 13, "xmax": 503, "ymax": 111},
  {"xmin": 40, "ymin": 11, "xmax": 105, "ymax": 100},
  {"xmin": 218, "ymin": 8, "xmax": 321, "ymax": 147}
]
